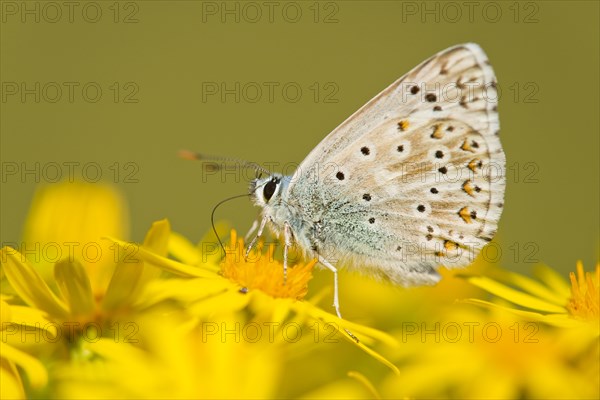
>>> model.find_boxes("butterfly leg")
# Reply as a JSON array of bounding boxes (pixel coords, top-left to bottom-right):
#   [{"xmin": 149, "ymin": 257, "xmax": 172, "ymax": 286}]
[
  {"xmin": 245, "ymin": 216, "xmax": 268, "ymax": 260},
  {"xmin": 318, "ymin": 255, "xmax": 359, "ymax": 342},
  {"xmin": 283, "ymin": 222, "xmax": 294, "ymax": 285},
  {"xmin": 244, "ymin": 218, "xmax": 259, "ymax": 242}
]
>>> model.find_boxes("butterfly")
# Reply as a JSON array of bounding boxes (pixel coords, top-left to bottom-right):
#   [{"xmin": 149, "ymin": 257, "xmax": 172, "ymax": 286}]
[{"xmin": 190, "ymin": 43, "xmax": 505, "ymax": 325}]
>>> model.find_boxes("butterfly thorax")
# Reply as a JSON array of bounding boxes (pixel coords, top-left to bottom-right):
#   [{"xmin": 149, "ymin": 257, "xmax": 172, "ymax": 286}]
[{"xmin": 250, "ymin": 174, "xmax": 322, "ymax": 256}]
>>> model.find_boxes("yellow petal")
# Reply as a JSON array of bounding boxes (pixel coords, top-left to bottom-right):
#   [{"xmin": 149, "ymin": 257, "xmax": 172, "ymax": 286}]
[
  {"xmin": 0, "ymin": 300, "xmax": 11, "ymax": 326},
  {"xmin": 466, "ymin": 276, "xmax": 566, "ymax": 313},
  {"xmin": 0, "ymin": 342, "xmax": 48, "ymax": 388},
  {"xmin": 54, "ymin": 259, "xmax": 94, "ymax": 317},
  {"xmin": 533, "ymin": 264, "xmax": 571, "ymax": 299},
  {"xmin": 1, "ymin": 247, "xmax": 68, "ymax": 319},
  {"xmin": 492, "ymin": 269, "xmax": 567, "ymax": 306},
  {"xmin": 0, "ymin": 358, "xmax": 25, "ymax": 400},
  {"xmin": 168, "ymin": 231, "xmax": 203, "ymax": 265},
  {"xmin": 23, "ymin": 182, "xmax": 129, "ymax": 245},
  {"xmin": 188, "ymin": 289, "xmax": 251, "ymax": 316},
  {"xmin": 136, "ymin": 278, "xmax": 233, "ymax": 308},
  {"xmin": 298, "ymin": 303, "xmax": 398, "ymax": 348},
  {"xmin": 301, "ymin": 373, "xmax": 375, "ymax": 399},
  {"xmin": 102, "ymin": 258, "xmax": 143, "ymax": 312},
  {"xmin": 135, "ymin": 219, "xmax": 174, "ymax": 291},
  {"xmin": 461, "ymin": 298, "xmax": 582, "ymax": 328},
  {"xmin": 5, "ymin": 305, "xmax": 60, "ymax": 340},
  {"xmin": 105, "ymin": 238, "xmax": 215, "ymax": 278},
  {"xmin": 347, "ymin": 371, "xmax": 381, "ymax": 399},
  {"xmin": 21, "ymin": 181, "xmax": 129, "ymax": 290},
  {"xmin": 142, "ymin": 219, "xmax": 170, "ymax": 256},
  {"xmin": 293, "ymin": 302, "xmax": 399, "ymax": 374},
  {"xmin": 269, "ymin": 296, "xmax": 295, "ymax": 324},
  {"xmin": 168, "ymin": 222, "xmax": 228, "ymax": 268},
  {"xmin": 350, "ymin": 338, "xmax": 400, "ymax": 376},
  {"xmin": 0, "ymin": 294, "xmax": 15, "ymax": 302}
]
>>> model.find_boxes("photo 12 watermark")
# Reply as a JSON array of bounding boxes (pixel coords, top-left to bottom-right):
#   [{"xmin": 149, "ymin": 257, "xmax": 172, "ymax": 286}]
[
  {"xmin": 1, "ymin": 321, "xmax": 139, "ymax": 344},
  {"xmin": 201, "ymin": 81, "xmax": 339, "ymax": 104},
  {"xmin": 200, "ymin": 1, "xmax": 340, "ymax": 24},
  {"xmin": 400, "ymin": 1, "xmax": 540, "ymax": 24},
  {"xmin": 200, "ymin": 320, "xmax": 340, "ymax": 344},
  {"xmin": 1, "ymin": 1, "xmax": 140, "ymax": 24},
  {"xmin": 400, "ymin": 321, "xmax": 540, "ymax": 343},
  {"xmin": 1, "ymin": 161, "xmax": 140, "ymax": 184},
  {"xmin": 1, "ymin": 241, "xmax": 139, "ymax": 265},
  {"xmin": 1, "ymin": 81, "xmax": 140, "ymax": 104}
]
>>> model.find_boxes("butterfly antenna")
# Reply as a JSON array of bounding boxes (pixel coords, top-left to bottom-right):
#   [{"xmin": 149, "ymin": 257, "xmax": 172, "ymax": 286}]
[
  {"xmin": 211, "ymin": 193, "xmax": 254, "ymax": 258},
  {"xmin": 179, "ymin": 150, "xmax": 271, "ymax": 177}
]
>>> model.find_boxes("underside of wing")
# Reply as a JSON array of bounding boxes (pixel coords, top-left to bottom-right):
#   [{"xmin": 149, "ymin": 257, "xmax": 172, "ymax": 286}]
[
  {"xmin": 288, "ymin": 43, "xmax": 505, "ymax": 286},
  {"xmin": 290, "ymin": 43, "xmax": 501, "ymax": 178}
]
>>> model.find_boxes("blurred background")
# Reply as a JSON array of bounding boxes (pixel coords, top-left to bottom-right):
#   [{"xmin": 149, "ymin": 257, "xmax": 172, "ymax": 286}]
[{"xmin": 1, "ymin": 0, "xmax": 598, "ymax": 277}]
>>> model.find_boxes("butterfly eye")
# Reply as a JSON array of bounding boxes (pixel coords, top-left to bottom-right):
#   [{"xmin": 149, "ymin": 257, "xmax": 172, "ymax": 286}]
[{"xmin": 263, "ymin": 180, "xmax": 277, "ymax": 202}]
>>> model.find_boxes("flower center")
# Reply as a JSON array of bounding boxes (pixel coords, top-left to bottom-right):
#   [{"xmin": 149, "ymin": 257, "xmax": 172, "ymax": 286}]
[
  {"xmin": 220, "ymin": 230, "xmax": 315, "ymax": 300},
  {"xmin": 566, "ymin": 262, "xmax": 599, "ymax": 321}
]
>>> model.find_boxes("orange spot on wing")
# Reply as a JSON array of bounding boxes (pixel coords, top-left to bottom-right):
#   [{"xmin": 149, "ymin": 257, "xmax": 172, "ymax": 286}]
[
  {"xmin": 444, "ymin": 240, "xmax": 458, "ymax": 251},
  {"xmin": 398, "ymin": 120, "xmax": 409, "ymax": 131},
  {"xmin": 468, "ymin": 158, "xmax": 482, "ymax": 172},
  {"xmin": 462, "ymin": 180, "xmax": 475, "ymax": 196},
  {"xmin": 458, "ymin": 206, "xmax": 472, "ymax": 223},
  {"xmin": 460, "ymin": 139, "xmax": 476, "ymax": 152},
  {"xmin": 431, "ymin": 124, "xmax": 443, "ymax": 139}
]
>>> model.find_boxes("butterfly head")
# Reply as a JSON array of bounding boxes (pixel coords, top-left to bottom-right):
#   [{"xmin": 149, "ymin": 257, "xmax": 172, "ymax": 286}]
[{"xmin": 250, "ymin": 174, "xmax": 286, "ymax": 207}]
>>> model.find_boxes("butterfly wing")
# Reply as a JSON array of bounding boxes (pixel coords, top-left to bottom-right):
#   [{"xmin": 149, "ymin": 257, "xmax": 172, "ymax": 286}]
[{"xmin": 286, "ymin": 43, "xmax": 505, "ymax": 286}]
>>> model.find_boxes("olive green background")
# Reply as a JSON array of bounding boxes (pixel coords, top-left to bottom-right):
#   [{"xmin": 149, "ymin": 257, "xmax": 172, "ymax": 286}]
[{"xmin": 1, "ymin": 0, "xmax": 598, "ymax": 276}]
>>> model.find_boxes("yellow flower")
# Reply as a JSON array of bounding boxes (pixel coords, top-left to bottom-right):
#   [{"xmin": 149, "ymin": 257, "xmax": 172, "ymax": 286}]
[
  {"xmin": 0, "ymin": 182, "xmax": 176, "ymax": 396},
  {"xmin": 20, "ymin": 181, "xmax": 129, "ymax": 291},
  {"xmin": 46, "ymin": 224, "xmax": 400, "ymax": 398},
  {"xmin": 463, "ymin": 262, "xmax": 599, "ymax": 332},
  {"xmin": 52, "ymin": 312, "xmax": 284, "ymax": 399},
  {"xmin": 434, "ymin": 261, "xmax": 600, "ymax": 399},
  {"xmin": 220, "ymin": 230, "xmax": 315, "ymax": 300},
  {"xmin": 1, "ymin": 218, "xmax": 169, "ymax": 346},
  {"xmin": 380, "ymin": 304, "xmax": 598, "ymax": 399},
  {"xmin": 108, "ymin": 228, "xmax": 399, "ymax": 374},
  {"xmin": 2, "ymin": 181, "xmax": 134, "ymax": 342},
  {"xmin": 311, "ymin": 260, "xmax": 599, "ymax": 399}
]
